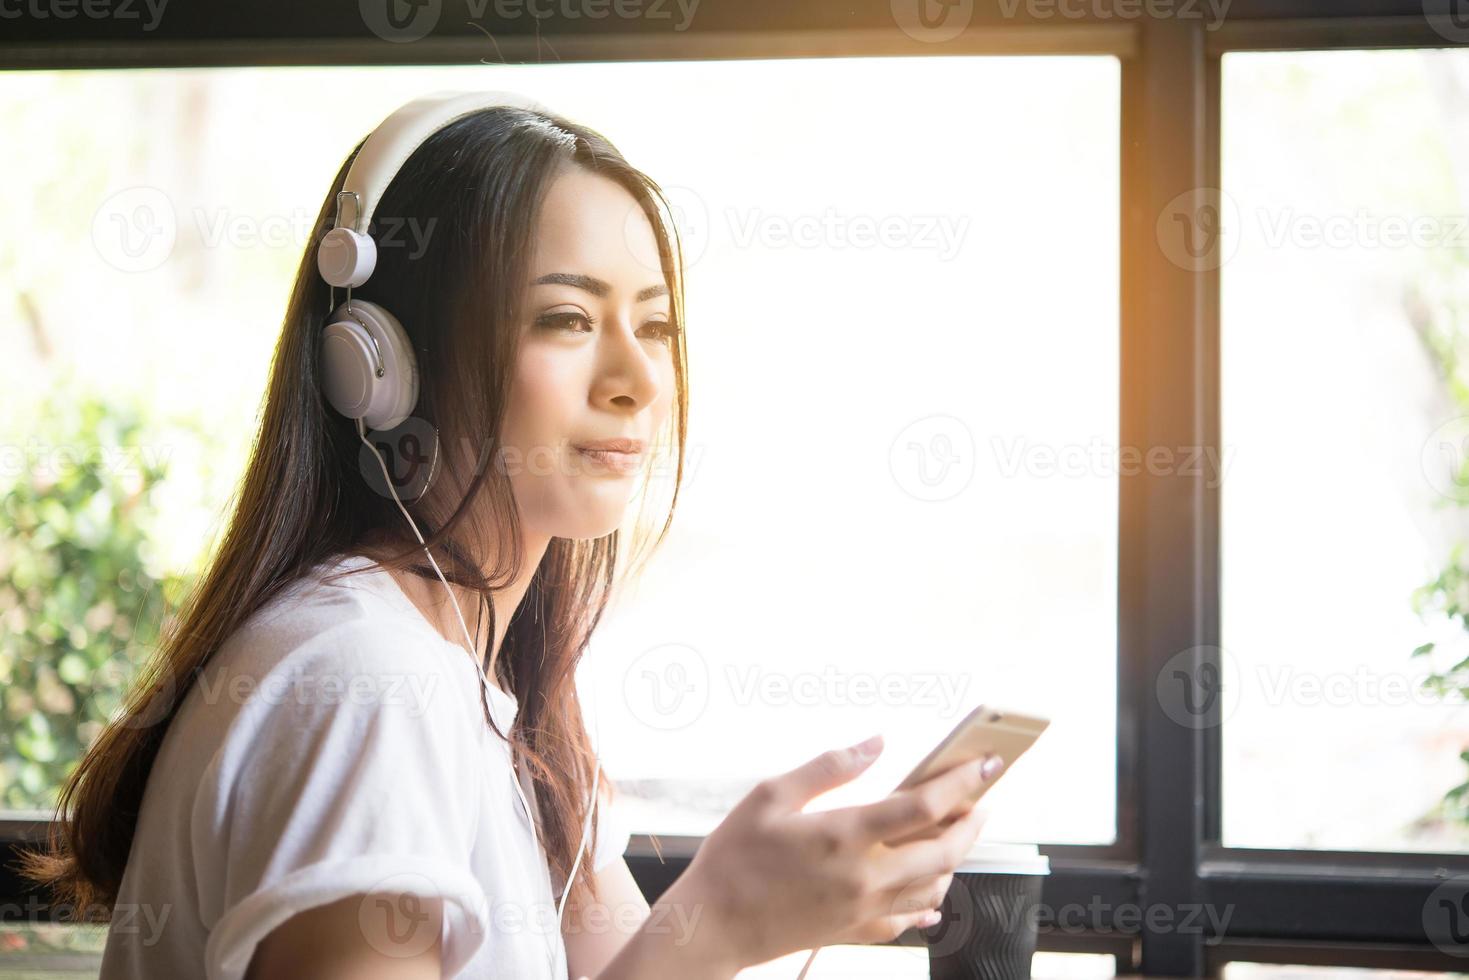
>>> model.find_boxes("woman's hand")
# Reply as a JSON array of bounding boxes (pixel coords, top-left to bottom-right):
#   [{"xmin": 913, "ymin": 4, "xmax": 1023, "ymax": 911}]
[{"xmin": 662, "ymin": 735, "xmax": 1004, "ymax": 971}]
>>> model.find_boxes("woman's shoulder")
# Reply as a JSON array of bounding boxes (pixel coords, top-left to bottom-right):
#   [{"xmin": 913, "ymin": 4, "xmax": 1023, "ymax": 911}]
[
  {"xmin": 131, "ymin": 553, "xmax": 492, "ymax": 910},
  {"xmin": 223, "ymin": 552, "xmax": 461, "ymax": 677},
  {"xmin": 184, "ymin": 552, "xmax": 492, "ymax": 801},
  {"xmin": 183, "ymin": 552, "xmax": 487, "ymax": 744},
  {"xmin": 169, "ymin": 557, "xmax": 500, "ymax": 978}
]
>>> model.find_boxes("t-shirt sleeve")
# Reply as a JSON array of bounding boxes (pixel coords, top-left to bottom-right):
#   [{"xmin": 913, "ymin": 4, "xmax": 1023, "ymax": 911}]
[
  {"xmin": 192, "ymin": 619, "xmax": 491, "ymax": 980},
  {"xmin": 591, "ymin": 781, "xmax": 632, "ymax": 873}
]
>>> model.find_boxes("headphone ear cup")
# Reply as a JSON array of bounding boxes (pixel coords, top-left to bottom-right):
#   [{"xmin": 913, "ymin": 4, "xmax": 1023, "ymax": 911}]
[
  {"xmin": 320, "ymin": 299, "xmax": 419, "ymax": 432},
  {"xmin": 317, "ymin": 227, "xmax": 377, "ymax": 288}
]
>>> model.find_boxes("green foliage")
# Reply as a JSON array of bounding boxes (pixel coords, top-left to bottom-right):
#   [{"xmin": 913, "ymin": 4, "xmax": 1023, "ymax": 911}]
[
  {"xmin": 0, "ymin": 383, "xmax": 195, "ymax": 812},
  {"xmin": 1414, "ymin": 554, "xmax": 1469, "ymax": 825},
  {"xmin": 1414, "ymin": 244, "xmax": 1469, "ymax": 410},
  {"xmin": 1414, "ymin": 239, "xmax": 1469, "ymax": 828},
  {"xmin": 1414, "ymin": 548, "xmax": 1469, "ymax": 681}
]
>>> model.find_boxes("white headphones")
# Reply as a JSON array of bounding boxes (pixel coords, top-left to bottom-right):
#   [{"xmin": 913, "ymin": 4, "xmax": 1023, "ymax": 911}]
[
  {"xmin": 317, "ymin": 90, "xmax": 602, "ymax": 975},
  {"xmin": 317, "ymin": 89, "xmax": 546, "ymax": 431}
]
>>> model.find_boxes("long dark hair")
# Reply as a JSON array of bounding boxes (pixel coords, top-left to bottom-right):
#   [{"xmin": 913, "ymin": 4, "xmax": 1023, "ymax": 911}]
[{"xmin": 19, "ymin": 102, "xmax": 689, "ymax": 914}]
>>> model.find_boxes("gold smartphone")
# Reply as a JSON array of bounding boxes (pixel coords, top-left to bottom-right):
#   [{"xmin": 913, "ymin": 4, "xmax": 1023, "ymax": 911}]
[{"xmin": 891, "ymin": 705, "xmax": 1051, "ymax": 806}]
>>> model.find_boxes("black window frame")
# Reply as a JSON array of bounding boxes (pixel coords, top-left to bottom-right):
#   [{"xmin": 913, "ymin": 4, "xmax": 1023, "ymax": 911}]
[{"xmin": 3, "ymin": 2, "xmax": 1467, "ymax": 974}]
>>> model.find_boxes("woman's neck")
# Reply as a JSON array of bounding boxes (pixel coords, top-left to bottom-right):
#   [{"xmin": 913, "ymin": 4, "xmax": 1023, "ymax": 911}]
[{"xmin": 361, "ymin": 531, "xmax": 551, "ymax": 686}]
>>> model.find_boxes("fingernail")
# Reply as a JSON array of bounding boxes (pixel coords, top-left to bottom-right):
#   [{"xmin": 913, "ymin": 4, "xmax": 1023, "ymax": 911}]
[
  {"xmin": 921, "ymin": 909, "xmax": 943, "ymax": 928},
  {"xmin": 981, "ymin": 756, "xmax": 1004, "ymax": 780},
  {"xmin": 853, "ymin": 734, "xmax": 883, "ymax": 758}
]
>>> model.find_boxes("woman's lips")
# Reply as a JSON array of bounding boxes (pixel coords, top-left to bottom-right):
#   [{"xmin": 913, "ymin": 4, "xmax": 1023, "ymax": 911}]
[{"xmin": 574, "ymin": 447, "xmax": 643, "ymax": 476}]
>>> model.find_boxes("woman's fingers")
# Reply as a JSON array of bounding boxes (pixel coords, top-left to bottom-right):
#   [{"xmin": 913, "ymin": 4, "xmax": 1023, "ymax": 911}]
[
  {"xmin": 884, "ymin": 803, "xmax": 988, "ymax": 848},
  {"xmin": 846, "ymin": 754, "xmax": 1003, "ymax": 845},
  {"xmin": 870, "ymin": 802, "xmax": 989, "ymax": 887},
  {"xmin": 757, "ymin": 735, "xmax": 885, "ymax": 813},
  {"xmin": 837, "ymin": 868, "xmax": 958, "ymax": 945},
  {"xmin": 878, "ymin": 907, "xmax": 943, "ymax": 943},
  {"xmin": 846, "ymin": 900, "xmax": 947, "ymax": 945},
  {"xmin": 884, "ymin": 870, "xmax": 954, "ymax": 918}
]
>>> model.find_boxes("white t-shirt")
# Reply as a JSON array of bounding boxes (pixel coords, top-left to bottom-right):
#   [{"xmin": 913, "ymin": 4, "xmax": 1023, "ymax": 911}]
[{"xmin": 98, "ymin": 551, "xmax": 630, "ymax": 980}]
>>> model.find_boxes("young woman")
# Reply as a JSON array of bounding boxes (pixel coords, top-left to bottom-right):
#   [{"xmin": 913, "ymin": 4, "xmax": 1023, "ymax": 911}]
[{"xmin": 23, "ymin": 92, "xmax": 1006, "ymax": 980}]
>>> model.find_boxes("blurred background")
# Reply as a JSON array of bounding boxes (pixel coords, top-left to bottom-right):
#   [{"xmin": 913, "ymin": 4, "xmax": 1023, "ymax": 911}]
[{"xmin": 4, "ymin": 6, "xmax": 1469, "ymax": 978}]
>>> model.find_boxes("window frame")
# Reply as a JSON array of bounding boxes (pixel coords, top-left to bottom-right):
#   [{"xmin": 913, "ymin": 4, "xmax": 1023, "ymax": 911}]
[{"xmin": 2, "ymin": 2, "xmax": 1466, "ymax": 974}]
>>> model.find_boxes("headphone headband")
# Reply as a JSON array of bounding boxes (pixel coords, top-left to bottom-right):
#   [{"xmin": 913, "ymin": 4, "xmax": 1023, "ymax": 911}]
[
  {"xmin": 338, "ymin": 89, "xmax": 548, "ymax": 236},
  {"xmin": 317, "ymin": 89, "xmax": 553, "ymax": 429},
  {"xmin": 318, "ymin": 89, "xmax": 549, "ymax": 289}
]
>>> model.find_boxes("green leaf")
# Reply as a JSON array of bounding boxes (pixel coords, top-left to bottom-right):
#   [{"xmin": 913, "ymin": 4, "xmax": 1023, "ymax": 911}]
[
  {"xmin": 24, "ymin": 712, "xmax": 50, "ymax": 739},
  {"xmin": 57, "ymin": 654, "xmax": 90, "ymax": 686},
  {"xmin": 18, "ymin": 762, "xmax": 44, "ymax": 795},
  {"xmin": 14, "ymin": 728, "xmax": 56, "ymax": 764},
  {"xmin": 1412, "ymin": 642, "xmax": 1436, "ymax": 658}
]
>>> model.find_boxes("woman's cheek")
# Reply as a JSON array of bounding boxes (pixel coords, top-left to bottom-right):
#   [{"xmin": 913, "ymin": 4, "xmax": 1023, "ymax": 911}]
[{"xmin": 512, "ymin": 349, "xmax": 581, "ymax": 447}]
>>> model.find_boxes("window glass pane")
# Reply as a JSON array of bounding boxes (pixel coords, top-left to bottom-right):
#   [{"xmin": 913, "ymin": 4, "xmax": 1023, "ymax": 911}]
[
  {"xmin": 563, "ymin": 58, "xmax": 1120, "ymax": 846},
  {"xmin": 2, "ymin": 57, "xmax": 1119, "ymax": 846},
  {"xmin": 1221, "ymin": 49, "xmax": 1469, "ymax": 852}
]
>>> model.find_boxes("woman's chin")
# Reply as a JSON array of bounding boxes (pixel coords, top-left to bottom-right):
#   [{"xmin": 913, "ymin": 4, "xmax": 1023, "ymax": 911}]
[{"xmin": 548, "ymin": 503, "xmax": 632, "ymax": 542}]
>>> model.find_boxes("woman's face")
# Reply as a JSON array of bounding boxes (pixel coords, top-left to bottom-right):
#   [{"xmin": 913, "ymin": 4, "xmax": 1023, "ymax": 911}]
[{"xmin": 497, "ymin": 166, "xmax": 677, "ymax": 541}]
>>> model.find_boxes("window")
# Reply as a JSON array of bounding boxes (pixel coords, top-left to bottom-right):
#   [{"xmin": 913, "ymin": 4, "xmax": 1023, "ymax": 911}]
[
  {"xmin": 7, "ymin": 3, "xmax": 1466, "ymax": 974},
  {"xmin": 1, "ymin": 56, "xmax": 1122, "ymax": 850},
  {"xmin": 1220, "ymin": 47, "xmax": 1469, "ymax": 854}
]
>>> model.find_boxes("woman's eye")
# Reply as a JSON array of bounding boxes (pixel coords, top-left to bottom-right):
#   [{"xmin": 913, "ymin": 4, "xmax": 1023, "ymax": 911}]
[
  {"xmin": 535, "ymin": 311, "xmax": 592, "ymax": 332},
  {"xmin": 640, "ymin": 320, "xmax": 678, "ymax": 344},
  {"xmin": 535, "ymin": 310, "xmax": 676, "ymax": 344}
]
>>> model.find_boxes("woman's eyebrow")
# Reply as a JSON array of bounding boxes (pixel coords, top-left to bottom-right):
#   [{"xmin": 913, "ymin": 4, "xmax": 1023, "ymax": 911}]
[{"xmin": 532, "ymin": 272, "xmax": 668, "ymax": 303}]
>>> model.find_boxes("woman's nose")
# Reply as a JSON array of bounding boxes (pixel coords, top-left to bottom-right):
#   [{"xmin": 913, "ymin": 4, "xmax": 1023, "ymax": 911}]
[{"xmin": 593, "ymin": 314, "xmax": 662, "ymax": 410}]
